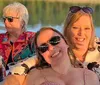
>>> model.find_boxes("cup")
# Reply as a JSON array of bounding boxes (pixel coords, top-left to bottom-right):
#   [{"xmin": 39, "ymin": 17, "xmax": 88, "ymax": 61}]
[
  {"xmin": 0, "ymin": 56, "xmax": 6, "ymax": 82},
  {"xmin": 0, "ymin": 65, "xmax": 3, "ymax": 82},
  {"xmin": 7, "ymin": 62, "xmax": 16, "ymax": 70}
]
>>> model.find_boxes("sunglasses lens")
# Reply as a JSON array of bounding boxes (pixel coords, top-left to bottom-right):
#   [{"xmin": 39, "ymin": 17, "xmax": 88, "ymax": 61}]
[
  {"xmin": 7, "ymin": 17, "xmax": 13, "ymax": 22},
  {"xmin": 38, "ymin": 36, "xmax": 60, "ymax": 53},
  {"xmin": 70, "ymin": 6, "xmax": 81, "ymax": 13},
  {"xmin": 49, "ymin": 36, "xmax": 60, "ymax": 45},
  {"xmin": 69, "ymin": 6, "xmax": 93, "ymax": 14},
  {"xmin": 38, "ymin": 43, "xmax": 48, "ymax": 53},
  {"xmin": 83, "ymin": 7, "xmax": 93, "ymax": 14},
  {"xmin": 3, "ymin": 17, "xmax": 13, "ymax": 22}
]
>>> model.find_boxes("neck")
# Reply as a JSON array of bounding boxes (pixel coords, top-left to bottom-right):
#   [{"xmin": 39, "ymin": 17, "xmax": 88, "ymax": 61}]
[
  {"xmin": 51, "ymin": 53, "xmax": 71, "ymax": 75},
  {"xmin": 73, "ymin": 48, "xmax": 88, "ymax": 62},
  {"xmin": 8, "ymin": 31, "xmax": 23, "ymax": 42}
]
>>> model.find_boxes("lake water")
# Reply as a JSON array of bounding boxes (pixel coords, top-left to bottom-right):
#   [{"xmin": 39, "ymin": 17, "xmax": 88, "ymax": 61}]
[
  {"xmin": 0, "ymin": 23, "xmax": 100, "ymax": 37},
  {"xmin": 0, "ymin": 1, "xmax": 100, "ymax": 27},
  {"xmin": 0, "ymin": 1, "xmax": 100, "ymax": 37},
  {"xmin": 95, "ymin": 27, "xmax": 100, "ymax": 37},
  {"xmin": 28, "ymin": 24, "xmax": 100, "ymax": 37}
]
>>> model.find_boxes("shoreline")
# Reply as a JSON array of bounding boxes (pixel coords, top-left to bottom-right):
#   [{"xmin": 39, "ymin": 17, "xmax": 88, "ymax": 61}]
[
  {"xmin": 30, "ymin": 0, "xmax": 100, "ymax": 4},
  {"xmin": 2, "ymin": 0, "xmax": 100, "ymax": 4}
]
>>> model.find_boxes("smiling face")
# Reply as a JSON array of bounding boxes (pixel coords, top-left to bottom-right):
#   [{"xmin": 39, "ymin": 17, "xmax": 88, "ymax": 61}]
[
  {"xmin": 70, "ymin": 15, "xmax": 92, "ymax": 50},
  {"xmin": 37, "ymin": 29, "xmax": 69, "ymax": 64}
]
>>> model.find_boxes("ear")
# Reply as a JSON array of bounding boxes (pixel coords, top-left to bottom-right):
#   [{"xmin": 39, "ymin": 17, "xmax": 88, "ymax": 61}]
[{"xmin": 21, "ymin": 20, "xmax": 25, "ymax": 29}]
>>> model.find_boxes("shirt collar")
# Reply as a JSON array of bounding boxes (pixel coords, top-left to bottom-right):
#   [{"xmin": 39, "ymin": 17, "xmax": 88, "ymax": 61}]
[{"xmin": 2, "ymin": 32, "xmax": 28, "ymax": 43}]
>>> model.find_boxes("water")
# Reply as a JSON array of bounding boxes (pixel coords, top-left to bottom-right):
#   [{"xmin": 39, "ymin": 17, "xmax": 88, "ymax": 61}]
[
  {"xmin": 0, "ymin": 1, "xmax": 100, "ymax": 36},
  {"xmin": 0, "ymin": 1, "xmax": 100, "ymax": 27},
  {"xmin": 0, "ymin": 23, "xmax": 100, "ymax": 37},
  {"xmin": 95, "ymin": 27, "xmax": 100, "ymax": 37}
]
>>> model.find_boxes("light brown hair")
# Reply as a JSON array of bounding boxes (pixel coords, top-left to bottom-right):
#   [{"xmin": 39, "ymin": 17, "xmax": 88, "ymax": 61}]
[{"xmin": 63, "ymin": 10, "xmax": 95, "ymax": 50}]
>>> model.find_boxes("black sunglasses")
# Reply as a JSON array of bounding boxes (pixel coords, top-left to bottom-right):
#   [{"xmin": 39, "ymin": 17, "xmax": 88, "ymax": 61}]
[
  {"xmin": 69, "ymin": 6, "xmax": 93, "ymax": 14},
  {"xmin": 37, "ymin": 36, "xmax": 60, "ymax": 53},
  {"xmin": 3, "ymin": 16, "xmax": 19, "ymax": 22}
]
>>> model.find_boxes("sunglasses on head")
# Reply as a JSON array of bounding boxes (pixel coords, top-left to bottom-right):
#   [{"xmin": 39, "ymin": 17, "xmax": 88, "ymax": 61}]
[
  {"xmin": 69, "ymin": 6, "xmax": 93, "ymax": 14},
  {"xmin": 37, "ymin": 36, "xmax": 61, "ymax": 53},
  {"xmin": 3, "ymin": 16, "xmax": 19, "ymax": 22}
]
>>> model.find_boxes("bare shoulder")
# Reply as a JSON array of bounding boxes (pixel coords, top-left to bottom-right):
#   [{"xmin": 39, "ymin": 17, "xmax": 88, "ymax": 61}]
[
  {"xmin": 70, "ymin": 68, "xmax": 100, "ymax": 85},
  {"xmin": 84, "ymin": 69, "xmax": 100, "ymax": 85},
  {"xmin": 27, "ymin": 68, "xmax": 40, "ymax": 77},
  {"xmin": 85, "ymin": 69, "xmax": 97, "ymax": 78},
  {"xmin": 24, "ymin": 68, "xmax": 41, "ymax": 84},
  {"xmin": 3, "ymin": 75, "xmax": 20, "ymax": 85}
]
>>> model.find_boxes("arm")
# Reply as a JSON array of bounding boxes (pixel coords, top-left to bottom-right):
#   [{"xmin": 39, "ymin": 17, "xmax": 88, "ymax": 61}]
[
  {"xmin": 9, "ymin": 56, "xmax": 38, "ymax": 75},
  {"xmin": 3, "ymin": 75, "xmax": 26, "ymax": 85}
]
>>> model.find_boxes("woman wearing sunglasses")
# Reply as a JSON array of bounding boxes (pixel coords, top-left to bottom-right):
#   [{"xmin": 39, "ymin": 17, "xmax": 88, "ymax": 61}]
[
  {"xmin": 0, "ymin": 2, "xmax": 37, "ymax": 77},
  {"xmin": 3, "ymin": 27, "xmax": 99, "ymax": 85},
  {"xmin": 63, "ymin": 6, "xmax": 100, "ymax": 80}
]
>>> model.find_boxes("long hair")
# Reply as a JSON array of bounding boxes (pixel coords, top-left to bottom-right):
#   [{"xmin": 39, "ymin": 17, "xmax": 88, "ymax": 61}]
[
  {"xmin": 32, "ymin": 27, "xmax": 68, "ymax": 69},
  {"xmin": 63, "ymin": 10, "xmax": 95, "ymax": 50}
]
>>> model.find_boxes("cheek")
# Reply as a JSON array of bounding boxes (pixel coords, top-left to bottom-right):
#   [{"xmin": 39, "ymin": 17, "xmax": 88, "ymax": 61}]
[
  {"xmin": 60, "ymin": 41, "xmax": 69, "ymax": 49},
  {"xmin": 70, "ymin": 29, "xmax": 76, "ymax": 37},
  {"xmin": 71, "ymin": 31, "xmax": 77, "ymax": 36},
  {"xmin": 86, "ymin": 31, "xmax": 92, "ymax": 39},
  {"xmin": 41, "ymin": 52, "xmax": 50, "ymax": 60},
  {"xmin": 88, "ymin": 31, "xmax": 92, "ymax": 35},
  {"xmin": 69, "ymin": 32, "xmax": 75, "ymax": 41}
]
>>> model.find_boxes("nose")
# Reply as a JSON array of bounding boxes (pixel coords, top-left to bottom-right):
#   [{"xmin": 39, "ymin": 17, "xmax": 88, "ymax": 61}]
[
  {"xmin": 48, "ymin": 43, "xmax": 54, "ymax": 51},
  {"xmin": 78, "ymin": 28, "xmax": 84, "ymax": 36}
]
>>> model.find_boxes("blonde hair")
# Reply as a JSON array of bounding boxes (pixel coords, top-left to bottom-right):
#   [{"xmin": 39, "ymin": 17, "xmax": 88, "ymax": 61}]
[
  {"xmin": 3, "ymin": 2, "xmax": 29, "ymax": 30},
  {"xmin": 63, "ymin": 10, "xmax": 95, "ymax": 50}
]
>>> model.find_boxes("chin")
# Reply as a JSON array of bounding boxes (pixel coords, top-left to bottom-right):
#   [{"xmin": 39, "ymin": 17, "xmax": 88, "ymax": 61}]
[{"xmin": 76, "ymin": 46, "xmax": 87, "ymax": 50}]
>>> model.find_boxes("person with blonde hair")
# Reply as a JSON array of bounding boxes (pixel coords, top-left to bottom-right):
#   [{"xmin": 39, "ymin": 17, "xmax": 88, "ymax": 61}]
[
  {"xmin": 3, "ymin": 27, "xmax": 100, "ymax": 85},
  {"xmin": 63, "ymin": 6, "xmax": 100, "ymax": 80}
]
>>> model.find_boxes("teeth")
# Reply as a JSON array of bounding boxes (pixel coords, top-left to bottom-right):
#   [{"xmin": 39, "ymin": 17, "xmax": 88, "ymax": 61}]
[
  {"xmin": 76, "ymin": 38, "xmax": 84, "ymax": 41},
  {"xmin": 52, "ymin": 52, "xmax": 59, "ymax": 58}
]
